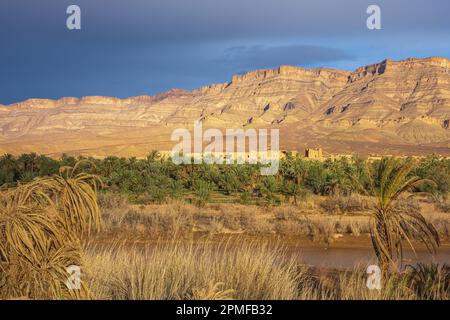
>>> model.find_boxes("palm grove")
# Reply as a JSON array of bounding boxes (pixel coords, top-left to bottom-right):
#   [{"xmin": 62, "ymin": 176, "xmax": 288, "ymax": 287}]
[{"xmin": 0, "ymin": 151, "xmax": 449, "ymax": 298}]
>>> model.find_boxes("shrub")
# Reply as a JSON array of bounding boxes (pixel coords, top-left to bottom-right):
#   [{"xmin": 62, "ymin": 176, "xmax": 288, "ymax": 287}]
[{"xmin": 319, "ymin": 195, "xmax": 369, "ymax": 214}]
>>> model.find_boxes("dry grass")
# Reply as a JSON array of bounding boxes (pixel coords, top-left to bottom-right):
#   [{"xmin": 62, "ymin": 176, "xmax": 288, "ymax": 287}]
[
  {"xmin": 319, "ymin": 194, "xmax": 370, "ymax": 215},
  {"xmin": 97, "ymin": 193, "xmax": 450, "ymax": 245},
  {"xmin": 82, "ymin": 239, "xmax": 449, "ymax": 300},
  {"xmin": 2, "ymin": 182, "xmax": 449, "ymax": 300},
  {"xmin": 435, "ymin": 197, "xmax": 450, "ymax": 213},
  {"xmin": 84, "ymin": 239, "xmax": 300, "ymax": 300}
]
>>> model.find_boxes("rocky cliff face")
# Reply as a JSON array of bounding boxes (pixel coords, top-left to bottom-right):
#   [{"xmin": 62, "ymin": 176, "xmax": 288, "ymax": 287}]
[{"xmin": 0, "ymin": 57, "xmax": 449, "ymax": 157}]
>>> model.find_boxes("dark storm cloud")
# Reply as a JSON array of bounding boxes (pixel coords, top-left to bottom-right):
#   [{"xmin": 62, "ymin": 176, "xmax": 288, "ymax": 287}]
[
  {"xmin": 0, "ymin": 0, "xmax": 450, "ymax": 104},
  {"xmin": 221, "ymin": 45, "xmax": 355, "ymax": 71},
  {"xmin": 3, "ymin": 0, "xmax": 449, "ymax": 43}
]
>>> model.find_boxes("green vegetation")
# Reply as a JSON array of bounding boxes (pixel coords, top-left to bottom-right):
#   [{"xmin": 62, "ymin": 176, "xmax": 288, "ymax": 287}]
[{"xmin": 1, "ymin": 152, "xmax": 449, "ymax": 206}]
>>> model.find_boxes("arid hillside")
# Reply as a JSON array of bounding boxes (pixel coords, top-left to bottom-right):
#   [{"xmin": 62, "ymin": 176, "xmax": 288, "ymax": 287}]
[{"xmin": 0, "ymin": 57, "xmax": 449, "ymax": 157}]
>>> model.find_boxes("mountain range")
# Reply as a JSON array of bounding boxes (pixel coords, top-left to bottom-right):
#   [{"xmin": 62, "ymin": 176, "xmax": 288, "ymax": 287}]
[{"xmin": 0, "ymin": 57, "xmax": 449, "ymax": 157}]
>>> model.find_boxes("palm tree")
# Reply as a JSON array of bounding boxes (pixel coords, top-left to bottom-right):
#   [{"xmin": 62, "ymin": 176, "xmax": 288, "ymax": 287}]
[
  {"xmin": 147, "ymin": 150, "xmax": 161, "ymax": 162},
  {"xmin": 259, "ymin": 176, "xmax": 280, "ymax": 205},
  {"xmin": 0, "ymin": 160, "xmax": 101, "ymax": 299},
  {"xmin": 365, "ymin": 157, "xmax": 440, "ymax": 273},
  {"xmin": 0, "ymin": 154, "xmax": 17, "ymax": 185},
  {"xmin": 45, "ymin": 160, "xmax": 103, "ymax": 237},
  {"xmin": 193, "ymin": 179, "xmax": 213, "ymax": 207}
]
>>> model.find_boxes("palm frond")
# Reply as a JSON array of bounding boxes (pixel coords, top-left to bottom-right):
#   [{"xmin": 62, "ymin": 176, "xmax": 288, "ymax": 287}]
[
  {"xmin": 0, "ymin": 160, "xmax": 101, "ymax": 299},
  {"xmin": 367, "ymin": 157, "xmax": 441, "ymax": 273}
]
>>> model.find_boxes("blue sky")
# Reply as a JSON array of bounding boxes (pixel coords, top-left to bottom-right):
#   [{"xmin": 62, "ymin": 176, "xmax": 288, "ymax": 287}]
[{"xmin": 1, "ymin": 0, "xmax": 450, "ymax": 104}]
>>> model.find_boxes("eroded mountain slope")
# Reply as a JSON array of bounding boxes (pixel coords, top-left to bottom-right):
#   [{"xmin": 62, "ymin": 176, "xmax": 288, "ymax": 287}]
[{"xmin": 0, "ymin": 57, "xmax": 449, "ymax": 157}]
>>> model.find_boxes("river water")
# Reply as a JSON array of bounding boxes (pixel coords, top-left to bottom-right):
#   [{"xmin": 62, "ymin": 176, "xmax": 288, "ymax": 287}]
[
  {"xmin": 197, "ymin": 234, "xmax": 450, "ymax": 270},
  {"xmin": 93, "ymin": 233, "xmax": 450, "ymax": 270},
  {"xmin": 294, "ymin": 246, "xmax": 450, "ymax": 269}
]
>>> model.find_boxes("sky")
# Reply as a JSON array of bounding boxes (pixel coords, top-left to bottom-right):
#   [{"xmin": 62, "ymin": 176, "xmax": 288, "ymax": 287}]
[{"xmin": 1, "ymin": 0, "xmax": 450, "ymax": 104}]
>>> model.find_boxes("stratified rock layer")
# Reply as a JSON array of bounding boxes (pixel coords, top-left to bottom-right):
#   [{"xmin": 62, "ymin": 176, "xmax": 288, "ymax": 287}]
[{"xmin": 0, "ymin": 57, "xmax": 449, "ymax": 157}]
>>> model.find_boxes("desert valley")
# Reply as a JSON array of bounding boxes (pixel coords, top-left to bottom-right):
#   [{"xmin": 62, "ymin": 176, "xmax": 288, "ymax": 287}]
[{"xmin": 1, "ymin": 57, "xmax": 449, "ymax": 301}]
